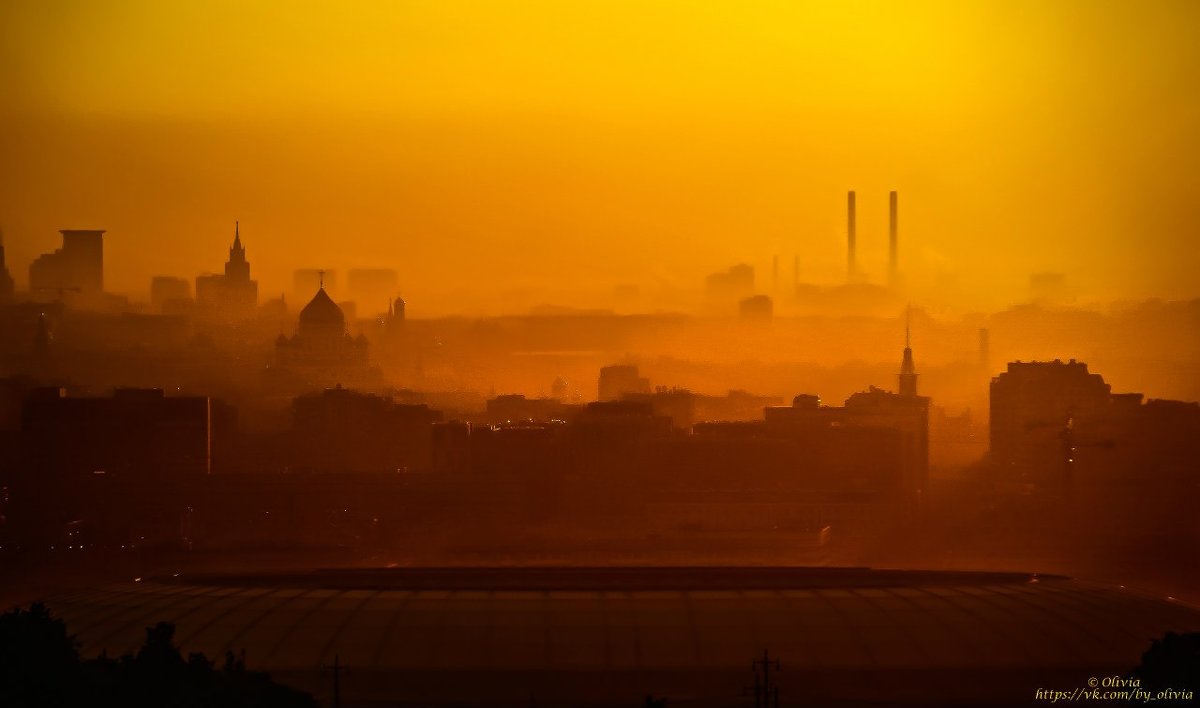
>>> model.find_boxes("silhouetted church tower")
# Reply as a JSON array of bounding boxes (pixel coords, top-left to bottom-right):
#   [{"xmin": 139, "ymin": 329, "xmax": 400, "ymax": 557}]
[{"xmin": 899, "ymin": 309, "xmax": 918, "ymax": 397}]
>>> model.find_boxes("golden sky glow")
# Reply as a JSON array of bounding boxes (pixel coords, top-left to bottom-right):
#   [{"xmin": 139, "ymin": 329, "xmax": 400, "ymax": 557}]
[{"xmin": 1, "ymin": 0, "xmax": 1198, "ymax": 314}]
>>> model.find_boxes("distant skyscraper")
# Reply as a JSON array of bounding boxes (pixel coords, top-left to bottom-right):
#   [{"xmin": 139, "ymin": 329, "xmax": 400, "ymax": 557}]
[
  {"xmin": 29, "ymin": 229, "xmax": 105, "ymax": 295},
  {"xmin": 224, "ymin": 225, "xmax": 250, "ymax": 281},
  {"xmin": 898, "ymin": 310, "xmax": 918, "ymax": 397},
  {"xmin": 598, "ymin": 364, "xmax": 651, "ymax": 402},
  {"xmin": 294, "ymin": 268, "xmax": 337, "ymax": 300},
  {"xmin": 705, "ymin": 264, "xmax": 755, "ymax": 301},
  {"xmin": 195, "ymin": 223, "xmax": 258, "ymax": 319},
  {"xmin": 348, "ymin": 268, "xmax": 399, "ymax": 309},
  {"xmin": 22, "ymin": 387, "xmax": 235, "ymax": 478},
  {"xmin": 290, "ymin": 387, "xmax": 441, "ymax": 474},
  {"xmin": 1030, "ymin": 272, "xmax": 1069, "ymax": 305},
  {"xmin": 989, "ymin": 359, "xmax": 1113, "ymax": 481},
  {"xmin": 150, "ymin": 276, "xmax": 191, "ymax": 312},
  {"xmin": 0, "ymin": 229, "xmax": 14, "ymax": 302},
  {"xmin": 739, "ymin": 294, "xmax": 773, "ymax": 320},
  {"xmin": 762, "ymin": 384, "xmax": 931, "ymax": 502},
  {"xmin": 380, "ymin": 294, "xmax": 409, "ymax": 372}
]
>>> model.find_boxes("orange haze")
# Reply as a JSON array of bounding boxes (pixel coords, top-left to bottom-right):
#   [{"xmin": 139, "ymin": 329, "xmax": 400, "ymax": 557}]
[{"xmin": 1, "ymin": 0, "xmax": 1198, "ymax": 314}]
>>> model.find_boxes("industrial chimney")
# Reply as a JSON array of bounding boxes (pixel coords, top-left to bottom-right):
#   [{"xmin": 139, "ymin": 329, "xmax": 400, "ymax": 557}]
[
  {"xmin": 847, "ymin": 191, "xmax": 857, "ymax": 282},
  {"xmin": 888, "ymin": 191, "xmax": 898, "ymax": 286}
]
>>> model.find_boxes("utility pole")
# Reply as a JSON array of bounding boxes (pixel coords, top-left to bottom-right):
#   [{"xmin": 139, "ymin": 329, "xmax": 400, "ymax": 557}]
[
  {"xmin": 741, "ymin": 665, "xmax": 762, "ymax": 708},
  {"xmin": 748, "ymin": 649, "xmax": 780, "ymax": 708},
  {"xmin": 333, "ymin": 654, "xmax": 341, "ymax": 708},
  {"xmin": 321, "ymin": 653, "xmax": 344, "ymax": 708}
]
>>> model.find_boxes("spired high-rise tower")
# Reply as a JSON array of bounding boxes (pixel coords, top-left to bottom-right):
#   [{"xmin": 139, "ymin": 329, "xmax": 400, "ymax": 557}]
[
  {"xmin": 196, "ymin": 222, "xmax": 259, "ymax": 320},
  {"xmin": 899, "ymin": 308, "xmax": 918, "ymax": 397},
  {"xmin": 225, "ymin": 223, "xmax": 250, "ymax": 282},
  {"xmin": 29, "ymin": 229, "xmax": 106, "ymax": 295}
]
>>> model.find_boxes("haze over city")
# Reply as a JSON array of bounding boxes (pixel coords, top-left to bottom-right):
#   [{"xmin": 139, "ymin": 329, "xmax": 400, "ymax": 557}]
[
  {"xmin": 3, "ymin": 0, "xmax": 1200, "ymax": 313},
  {"xmin": 2, "ymin": 2, "xmax": 1199, "ymax": 707}
]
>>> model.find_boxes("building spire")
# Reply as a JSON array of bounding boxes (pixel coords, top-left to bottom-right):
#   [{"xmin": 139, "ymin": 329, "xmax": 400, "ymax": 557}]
[
  {"xmin": 225, "ymin": 220, "xmax": 250, "ymax": 283},
  {"xmin": 905, "ymin": 305, "xmax": 911, "ymax": 349},
  {"xmin": 318, "ymin": 269, "xmax": 326, "ymax": 290},
  {"xmin": 899, "ymin": 306, "xmax": 918, "ymax": 397}
]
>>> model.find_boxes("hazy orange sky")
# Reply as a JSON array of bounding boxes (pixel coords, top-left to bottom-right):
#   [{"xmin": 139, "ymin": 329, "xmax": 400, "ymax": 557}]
[{"xmin": 1, "ymin": 0, "xmax": 1198, "ymax": 315}]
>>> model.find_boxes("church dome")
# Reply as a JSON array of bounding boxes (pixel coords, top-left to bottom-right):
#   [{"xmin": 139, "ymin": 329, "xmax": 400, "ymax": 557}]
[{"xmin": 298, "ymin": 287, "xmax": 345, "ymax": 336}]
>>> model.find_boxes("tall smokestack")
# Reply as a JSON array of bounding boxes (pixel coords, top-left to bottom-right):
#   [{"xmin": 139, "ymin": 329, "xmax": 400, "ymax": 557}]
[
  {"xmin": 847, "ymin": 191, "xmax": 857, "ymax": 282},
  {"xmin": 888, "ymin": 191, "xmax": 898, "ymax": 286}
]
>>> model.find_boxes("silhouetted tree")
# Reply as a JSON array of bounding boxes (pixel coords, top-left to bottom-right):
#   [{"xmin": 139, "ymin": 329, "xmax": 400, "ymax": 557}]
[
  {"xmin": 1, "ymin": 604, "xmax": 317, "ymax": 708},
  {"xmin": 1133, "ymin": 632, "xmax": 1200, "ymax": 692},
  {"xmin": 0, "ymin": 603, "xmax": 84, "ymax": 708}
]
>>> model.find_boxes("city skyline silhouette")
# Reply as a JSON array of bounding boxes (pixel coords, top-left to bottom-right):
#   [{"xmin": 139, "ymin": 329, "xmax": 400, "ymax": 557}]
[
  {"xmin": 3, "ymin": 2, "xmax": 1200, "ymax": 313},
  {"xmin": 2, "ymin": 2, "xmax": 1199, "ymax": 706}
]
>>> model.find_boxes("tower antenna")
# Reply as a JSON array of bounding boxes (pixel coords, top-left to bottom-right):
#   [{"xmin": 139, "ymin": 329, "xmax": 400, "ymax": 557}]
[
  {"xmin": 899, "ymin": 305, "xmax": 918, "ymax": 397},
  {"xmin": 906, "ymin": 304, "xmax": 911, "ymax": 348}
]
